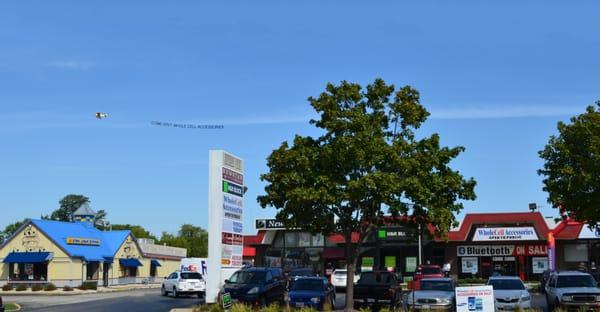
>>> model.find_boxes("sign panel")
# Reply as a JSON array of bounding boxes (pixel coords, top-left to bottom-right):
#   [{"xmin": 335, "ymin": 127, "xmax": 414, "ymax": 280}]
[
  {"xmin": 406, "ymin": 256, "xmax": 417, "ymax": 273},
  {"xmin": 462, "ymin": 257, "xmax": 478, "ymax": 274},
  {"xmin": 361, "ymin": 257, "xmax": 374, "ymax": 272},
  {"xmin": 207, "ymin": 151, "xmax": 244, "ymax": 303},
  {"xmin": 578, "ymin": 226, "xmax": 600, "ymax": 239},
  {"xmin": 378, "ymin": 227, "xmax": 414, "ymax": 241},
  {"xmin": 255, "ymin": 219, "xmax": 286, "ymax": 230},
  {"xmin": 385, "ymin": 256, "xmax": 396, "ymax": 268},
  {"xmin": 222, "ymin": 292, "xmax": 232, "ymax": 309},
  {"xmin": 473, "ymin": 227, "xmax": 538, "ymax": 241},
  {"xmin": 66, "ymin": 237, "xmax": 101, "ymax": 246},
  {"xmin": 532, "ymin": 257, "xmax": 548, "ymax": 274},
  {"xmin": 457, "ymin": 245, "xmax": 548, "ymax": 257},
  {"xmin": 455, "ymin": 286, "xmax": 495, "ymax": 312}
]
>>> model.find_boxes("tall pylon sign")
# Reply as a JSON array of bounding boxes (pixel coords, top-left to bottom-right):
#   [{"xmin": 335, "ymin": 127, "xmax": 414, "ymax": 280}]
[{"xmin": 206, "ymin": 150, "xmax": 244, "ymax": 303}]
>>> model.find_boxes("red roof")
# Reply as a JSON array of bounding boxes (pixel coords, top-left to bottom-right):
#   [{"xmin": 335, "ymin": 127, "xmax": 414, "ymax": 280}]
[
  {"xmin": 552, "ymin": 219, "xmax": 584, "ymax": 240},
  {"xmin": 244, "ymin": 230, "xmax": 266, "ymax": 246},
  {"xmin": 447, "ymin": 212, "xmax": 551, "ymax": 241}
]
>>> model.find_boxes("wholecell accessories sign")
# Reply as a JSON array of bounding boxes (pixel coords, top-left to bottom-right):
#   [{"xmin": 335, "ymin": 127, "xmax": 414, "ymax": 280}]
[{"xmin": 473, "ymin": 226, "xmax": 538, "ymax": 241}]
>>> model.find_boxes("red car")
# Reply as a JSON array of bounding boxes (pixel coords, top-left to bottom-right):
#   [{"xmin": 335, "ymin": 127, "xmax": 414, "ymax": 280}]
[{"xmin": 412, "ymin": 265, "xmax": 444, "ymax": 289}]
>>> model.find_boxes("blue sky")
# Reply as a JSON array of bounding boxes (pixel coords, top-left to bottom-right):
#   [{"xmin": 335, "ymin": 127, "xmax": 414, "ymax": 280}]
[{"xmin": 1, "ymin": 1, "xmax": 599, "ymax": 236}]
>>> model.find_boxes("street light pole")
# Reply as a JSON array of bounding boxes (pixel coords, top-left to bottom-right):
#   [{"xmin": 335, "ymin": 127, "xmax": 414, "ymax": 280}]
[{"xmin": 418, "ymin": 224, "xmax": 422, "ymax": 266}]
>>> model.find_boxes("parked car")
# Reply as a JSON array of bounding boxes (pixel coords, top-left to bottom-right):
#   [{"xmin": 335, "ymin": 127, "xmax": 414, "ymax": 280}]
[
  {"xmin": 487, "ymin": 276, "xmax": 531, "ymax": 311},
  {"xmin": 331, "ymin": 269, "xmax": 360, "ymax": 290},
  {"xmin": 353, "ymin": 271, "xmax": 402, "ymax": 308},
  {"xmin": 404, "ymin": 278, "xmax": 455, "ymax": 311},
  {"xmin": 286, "ymin": 277, "xmax": 336, "ymax": 310},
  {"xmin": 413, "ymin": 265, "xmax": 444, "ymax": 289},
  {"xmin": 287, "ymin": 268, "xmax": 316, "ymax": 290},
  {"xmin": 540, "ymin": 269, "xmax": 555, "ymax": 293},
  {"xmin": 545, "ymin": 270, "xmax": 600, "ymax": 311},
  {"xmin": 161, "ymin": 271, "xmax": 206, "ymax": 298},
  {"xmin": 221, "ymin": 267, "xmax": 286, "ymax": 306}
]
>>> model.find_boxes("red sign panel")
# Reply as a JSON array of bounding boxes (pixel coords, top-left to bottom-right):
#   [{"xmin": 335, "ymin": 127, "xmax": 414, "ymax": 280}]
[
  {"xmin": 514, "ymin": 245, "xmax": 548, "ymax": 256},
  {"xmin": 223, "ymin": 167, "xmax": 243, "ymax": 185}
]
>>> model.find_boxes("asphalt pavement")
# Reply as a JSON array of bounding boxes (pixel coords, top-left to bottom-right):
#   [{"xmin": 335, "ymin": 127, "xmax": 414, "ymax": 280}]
[{"xmin": 3, "ymin": 288, "xmax": 201, "ymax": 312}]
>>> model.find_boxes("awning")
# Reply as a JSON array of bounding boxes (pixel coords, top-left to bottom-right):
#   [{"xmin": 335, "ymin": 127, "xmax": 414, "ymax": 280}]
[
  {"xmin": 151, "ymin": 259, "xmax": 162, "ymax": 267},
  {"xmin": 243, "ymin": 246, "xmax": 256, "ymax": 257},
  {"xmin": 119, "ymin": 258, "xmax": 143, "ymax": 267},
  {"xmin": 3, "ymin": 252, "xmax": 54, "ymax": 263}
]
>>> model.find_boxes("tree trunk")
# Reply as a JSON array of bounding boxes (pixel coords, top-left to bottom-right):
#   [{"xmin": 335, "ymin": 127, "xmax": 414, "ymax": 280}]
[{"xmin": 344, "ymin": 231, "xmax": 356, "ymax": 312}]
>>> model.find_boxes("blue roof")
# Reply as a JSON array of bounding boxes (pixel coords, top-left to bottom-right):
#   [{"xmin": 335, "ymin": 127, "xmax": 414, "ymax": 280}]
[
  {"xmin": 29, "ymin": 219, "xmax": 131, "ymax": 262},
  {"xmin": 3, "ymin": 252, "xmax": 54, "ymax": 263}
]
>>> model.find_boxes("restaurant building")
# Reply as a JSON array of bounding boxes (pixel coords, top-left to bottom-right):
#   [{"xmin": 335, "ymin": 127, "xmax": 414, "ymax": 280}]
[{"xmin": 0, "ymin": 205, "xmax": 186, "ymax": 287}]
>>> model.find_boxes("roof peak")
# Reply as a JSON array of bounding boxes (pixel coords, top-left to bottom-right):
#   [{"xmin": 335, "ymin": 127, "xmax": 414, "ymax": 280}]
[{"xmin": 73, "ymin": 202, "xmax": 96, "ymax": 217}]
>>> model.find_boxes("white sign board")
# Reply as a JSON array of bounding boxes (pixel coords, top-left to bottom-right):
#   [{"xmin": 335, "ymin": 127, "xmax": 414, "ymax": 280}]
[
  {"xmin": 457, "ymin": 245, "xmax": 514, "ymax": 257},
  {"xmin": 473, "ymin": 227, "xmax": 538, "ymax": 241},
  {"xmin": 532, "ymin": 257, "xmax": 548, "ymax": 274},
  {"xmin": 456, "ymin": 286, "xmax": 495, "ymax": 312},
  {"xmin": 578, "ymin": 226, "xmax": 600, "ymax": 239},
  {"xmin": 462, "ymin": 257, "xmax": 478, "ymax": 274},
  {"xmin": 207, "ymin": 150, "xmax": 244, "ymax": 303}
]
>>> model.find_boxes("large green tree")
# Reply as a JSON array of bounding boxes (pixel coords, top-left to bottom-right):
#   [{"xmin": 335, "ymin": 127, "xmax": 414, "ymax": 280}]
[
  {"xmin": 539, "ymin": 101, "xmax": 600, "ymax": 225},
  {"xmin": 0, "ymin": 219, "xmax": 26, "ymax": 242},
  {"xmin": 111, "ymin": 224, "xmax": 158, "ymax": 240},
  {"xmin": 43, "ymin": 194, "xmax": 90, "ymax": 221},
  {"xmin": 258, "ymin": 79, "xmax": 476, "ymax": 310},
  {"xmin": 159, "ymin": 224, "xmax": 208, "ymax": 257}
]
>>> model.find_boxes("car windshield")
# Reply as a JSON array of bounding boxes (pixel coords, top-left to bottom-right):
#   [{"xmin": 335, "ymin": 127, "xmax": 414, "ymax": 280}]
[
  {"xmin": 359, "ymin": 273, "xmax": 392, "ymax": 284},
  {"xmin": 488, "ymin": 279, "xmax": 525, "ymax": 290},
  {"xmin": 557, "ymin": 275, "xmax": 597, "ymax": 288},
  {"xmin": 420, "ymin": 281, "xmax": 453, "ymax": 291},
  {"xmin": 419, "ymin": 267, "xmax": 442, "ymax": 275},
  {"xmin": 181, "ymin": 273, "xmax": 202, "ymax": 279},
  {"xmin": 228, "ymin": 271, "xmax": 266, "ymax": 284},
  {"xmin": 292, "ymin": 279, "xmax": 324, "ymax": 291}
]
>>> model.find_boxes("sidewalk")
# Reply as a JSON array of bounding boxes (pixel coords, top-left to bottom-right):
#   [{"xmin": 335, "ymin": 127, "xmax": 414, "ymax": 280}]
[{"xmin": 0, "ymin": 283, "xmax": 161, "ymax": 296}]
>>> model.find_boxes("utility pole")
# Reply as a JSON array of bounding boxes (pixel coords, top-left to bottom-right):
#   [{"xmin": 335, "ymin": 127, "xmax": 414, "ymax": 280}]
[{"xmin": 418, "ymin": 224, "xmax": 422, "ymax": 265}]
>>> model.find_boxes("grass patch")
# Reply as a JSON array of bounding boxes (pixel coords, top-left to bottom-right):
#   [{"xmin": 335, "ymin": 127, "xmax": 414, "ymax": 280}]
[{"xmin": 4, "ymin": 303, "xmax": 20, "ymax": 311}]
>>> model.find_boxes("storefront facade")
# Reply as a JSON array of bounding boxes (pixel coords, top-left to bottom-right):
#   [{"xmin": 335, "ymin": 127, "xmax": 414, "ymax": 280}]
[{"xmin": 0, "ymin": 219, "xmax": 185, "ymax": 287}]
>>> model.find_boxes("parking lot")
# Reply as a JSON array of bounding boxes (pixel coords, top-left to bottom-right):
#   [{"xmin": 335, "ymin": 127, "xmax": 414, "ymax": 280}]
[{"xmin": 332, "ymin": 290, "xmax": 548, "ymax": 312}]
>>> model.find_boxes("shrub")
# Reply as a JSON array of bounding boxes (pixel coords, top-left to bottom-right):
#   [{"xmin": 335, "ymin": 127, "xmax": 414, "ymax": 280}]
[
  {"xmin": 260, "ymin": 303, "xmax": 280, "ymax": 312},
  {"xmin": 16, "ymin": 284, "xmax": 28, "ymax": 291},
  {"xmin": 457, "ymin": 277, "xmax": 487, "ymax": 286},
  {"xmin": 2, "ymin": 284, "xmax": 13, "ymax": 291},
  {"xmin": 63, "ymin": 285, "xmax": 74, "ymax": 291},
  {"xmin": 231, "ymin": 303, "xmax": 252, "ymax": 312},
  {"xmin": 44, "ymin": 283, "xmax": 57, "ymax": 291},
  {"xmin": 78, "ymin": 281, "xmax": 98, "ymax": 290},
  {"xmin": 32, "ymin": 284, "xmax": 44, "ymax": 291}
]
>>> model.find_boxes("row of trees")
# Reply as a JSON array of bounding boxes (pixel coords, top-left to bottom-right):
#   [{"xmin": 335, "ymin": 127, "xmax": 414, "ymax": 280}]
[{"xmin": 0, "ymin": 194, "xmax": 208, "ymax": 258}]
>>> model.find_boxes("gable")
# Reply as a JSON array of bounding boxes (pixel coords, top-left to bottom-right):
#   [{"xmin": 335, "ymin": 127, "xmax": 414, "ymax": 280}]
[
  {"xmin": 114, "ymin": 235, "xmax": 143, "ymax": 260},
  {"xmin": 0, "ymin": 223, "xmax": 69, "ymax": 258}
]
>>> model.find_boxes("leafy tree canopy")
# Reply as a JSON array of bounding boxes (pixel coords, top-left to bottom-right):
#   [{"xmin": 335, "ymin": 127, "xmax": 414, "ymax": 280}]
[
  {"xmin": 111, "ymin": 224, "xmax": 158, "ymax": 241},
  {"xmin": 257, "ymin": 79, "xmax": 476, "ymax": 310},
  {"xmin": 43, "ymin": 194, "xmax": 90, "ymax": 222},
  {"xmin": 0, "ymin": 219, "xmax": 26, "ymax": 242},
  {"xmin": 158, "ymin": 224, "xmax": 208, "ymax": 258},
  {"xmin": 539, "ymin": 101, "xmax": 600, "ymax": 225}
]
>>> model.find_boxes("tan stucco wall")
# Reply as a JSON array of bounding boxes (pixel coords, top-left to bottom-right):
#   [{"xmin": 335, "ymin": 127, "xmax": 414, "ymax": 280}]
[
  {"xmin": 0, "ymin": 223, "xmax": 83, "ymax": 282},
  {"xmin": 156, "ymin": 259, "xmax": 181, "ymax": 277},
  {"xmin": 111, "ymin": 235, "xmax": 144, "ymax": 277}
]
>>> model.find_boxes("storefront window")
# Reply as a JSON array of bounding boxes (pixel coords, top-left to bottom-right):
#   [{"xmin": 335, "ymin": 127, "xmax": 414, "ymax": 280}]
[{"xmin": 9, "ymin": 263, "xmax": 48, "ymax": 281}]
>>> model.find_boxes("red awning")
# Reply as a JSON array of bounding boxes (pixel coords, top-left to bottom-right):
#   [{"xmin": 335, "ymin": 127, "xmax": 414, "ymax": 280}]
[
  {"xmin": 322, "ymin": 248, "xmax": 345, "ymax": 259},
  {"xmin": 328, "ymin": 233, "xmax": 360, "ymax": 244},
  {"xmin": 243, "ymin": 247, "xmax": 256, "ymax": 257}
]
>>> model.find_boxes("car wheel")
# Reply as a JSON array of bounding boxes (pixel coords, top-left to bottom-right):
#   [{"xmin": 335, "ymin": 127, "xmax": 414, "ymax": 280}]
[
  {"xmin": 554, "ymin": 299, "xmax": 560, "ymax": 310},
  {"xmin": 161, "ymin": 286, "xmax": 167, "ymax": 296},
  {"xmin": 260, "ymin": 296, "xmax": 267, "ymax": 307},
  {"xmin": 173, "ymin": 287, "xmax": 178, "ymax": 298}
]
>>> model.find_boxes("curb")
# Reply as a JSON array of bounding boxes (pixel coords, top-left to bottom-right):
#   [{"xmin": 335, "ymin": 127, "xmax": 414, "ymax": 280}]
[{"xmin": 1, "ymin": 286, "xmax": 160, "ymax": 296}]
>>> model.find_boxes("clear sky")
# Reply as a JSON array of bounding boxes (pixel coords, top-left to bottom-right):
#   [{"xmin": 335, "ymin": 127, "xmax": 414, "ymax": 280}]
[{"xmin": 1, "ymin": 1, "xmax": 599, "ymax": 237}]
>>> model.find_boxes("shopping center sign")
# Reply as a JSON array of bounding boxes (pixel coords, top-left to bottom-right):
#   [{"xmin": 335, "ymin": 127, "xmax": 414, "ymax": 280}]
[
  {"xmin": 472, "ymin": 226, "xmax": 538, "ymax": 241},
  {"xmin": 207, "ymin": 150, "xmax": 245, "ymax": 303}
]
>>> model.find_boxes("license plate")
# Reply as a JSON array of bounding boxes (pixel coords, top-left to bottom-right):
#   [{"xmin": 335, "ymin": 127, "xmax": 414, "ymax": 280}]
[
  {"xmin": 296, "ymin": 303, "xmax": 304, "ymax": 307},
  {"xmin": 367, "ymin": 299, "xmax": 375, "ymax": 303}
]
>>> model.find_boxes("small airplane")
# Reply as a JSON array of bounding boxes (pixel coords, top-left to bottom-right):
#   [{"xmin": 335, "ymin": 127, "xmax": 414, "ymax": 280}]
[{"xmin": 95, "ymin": 112, "xmax": 108, "ymax": 119}]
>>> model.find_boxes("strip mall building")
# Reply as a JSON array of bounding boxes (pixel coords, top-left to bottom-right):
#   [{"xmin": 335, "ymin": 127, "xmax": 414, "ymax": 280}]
[
  {"xmin": 0, "ymin": 205, "xmax": 187, "ymax": 287},
  {"xmin": 244, "ymin": 211, "xmax": 599, "ymax": 281}
]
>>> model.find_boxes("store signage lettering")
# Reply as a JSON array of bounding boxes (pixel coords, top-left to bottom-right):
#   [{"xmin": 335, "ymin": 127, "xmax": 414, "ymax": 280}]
[
  {"xmin": 66, "ymin": 237, "xmax": 101, "ymax": 246},
  {"xmin": 378, "ymin": 227, "xmax": 413, "ymax": 240},
  {"xmin": 222, "ymin": 167, "xmax": 243, "ymax": 185},
  {"xmin": 473, "ymin": 227, "xmax": 538, "ymax": 241},
  {"xmin": 457, "ymin": 245, "xmax": 548, "ymax": 257},
  {"xmin": 255, "ymin": 219, "xmax": 286, "ymax": 230},
  {"xmin": 222, "ymin": 181, "xmax": 244, "ymax": 197}
]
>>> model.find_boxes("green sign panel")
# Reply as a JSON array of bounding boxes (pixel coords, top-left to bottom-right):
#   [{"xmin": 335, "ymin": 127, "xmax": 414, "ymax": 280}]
[
  {"xmin": 378, "ymin": 230, "xmax": 386, "ymax": 239},
  {"xmin": 406, "ymin": 256, "xmax": 417, "ymax": 273},
  {"xmin": 222, "ymin": 292, "xmax": 232, "ymax": 309},
  {"xmin": 385, "ymin": 256, "xmax": 396, "ymax": 268},
  {"xmin": 361, "ymin": 257, "xmax": 374, "ymax": 271}
]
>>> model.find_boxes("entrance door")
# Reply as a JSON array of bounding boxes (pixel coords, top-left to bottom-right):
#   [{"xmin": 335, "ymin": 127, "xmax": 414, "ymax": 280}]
[
  {"xmin": 103, "ymin": 263, "xmax": 110, "ymax": 286},
  {"xmin": 492, "ymin": 257, "xmax": 517, "ymax": 276}
]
